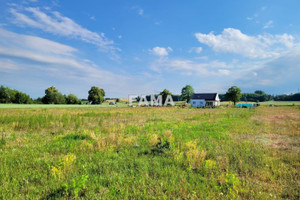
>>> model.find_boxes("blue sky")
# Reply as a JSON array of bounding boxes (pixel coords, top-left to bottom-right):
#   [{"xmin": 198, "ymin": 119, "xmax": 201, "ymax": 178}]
[{"xmin": 0, "ymin": 0, "xmax": 299, "ymax": 98}]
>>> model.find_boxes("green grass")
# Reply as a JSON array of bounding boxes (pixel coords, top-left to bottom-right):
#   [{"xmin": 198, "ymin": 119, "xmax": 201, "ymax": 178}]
[
  {"xmin": 221, "ymin": 101, "xmax": 300, "ymax": 106},
  {"xmin": 0, "ymin": 102, "xmax": 129, "ymax": 108},
  {"xmin": 0, "ymin": 101, "xmax": 187, "ymax": 108},
  {"xmin": 259, "ymin": 101, "xmax": 300, "ymax": 106},
  {"xmin": 0, "ymin": 106, "xmax": 299, "ymax": 199}
]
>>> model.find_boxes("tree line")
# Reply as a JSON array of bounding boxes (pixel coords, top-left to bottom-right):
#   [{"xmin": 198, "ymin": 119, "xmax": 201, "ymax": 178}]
[
  {"xmin": 0, "ymin": 86, "xmax": 31, "ymax": 104},
  {"xmin": 0, "ymin": 85, "xmax": 299, "ymax": 105},
  {"xmin": 0, "ymin": 85, "xmax": 105, "ymax": 105},
  {"xmin": 219, "ymin": 90, "xmax": 300, "ymax": 102}
]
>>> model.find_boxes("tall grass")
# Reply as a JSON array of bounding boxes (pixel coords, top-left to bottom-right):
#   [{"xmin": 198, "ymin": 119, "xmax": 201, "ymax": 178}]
[{"xmin": 0, "ymin": 106, "xmax": 299, "ymax": 199}]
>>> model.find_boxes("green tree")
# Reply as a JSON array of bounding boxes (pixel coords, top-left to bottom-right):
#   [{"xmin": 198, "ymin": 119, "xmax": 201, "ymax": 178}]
[
  {"xmin": 88, "ymin": 86, "xmax": 105, "ymax": 104},
  {"xmin": 42, "ymin": 86, "xmax": 66, "ymax": 104},
  {"xmin": 160, "ymin": 89, "xmax": 172, "ymax": 104},
  {"xmin": 254, "ymin": 90, "xmax": 265, "ymax": 95},
  {"xmin": 225, "ymin": 86, "xmax": 242, "ymax": 105},
  {"xmin": 181, "ymin": 85, "xmax": 194, "ymax": 103},
  {"xmin": 14, "ymin": 92, "xmax": 31, "ymax": 104},
  {"xmin": 0, "ymin": 86, "xmax": 10, "ymax": 103},
  {"xmin": 66, "ymin": 94, "xmax": 81, "ymax": 104},
  {"xmin": 7, "ymin": 88, "xmax": 18, "ymax": 103},
  {"xmin": 0, "ymin": 86, "xmax": 22, "ymax": 103},
  {"xmin": 32, "ymin": 97, "xmax": 43, "ymax": 104}
]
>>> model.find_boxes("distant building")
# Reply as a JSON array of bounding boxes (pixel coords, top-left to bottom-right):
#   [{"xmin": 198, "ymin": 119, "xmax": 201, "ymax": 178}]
[{"xmin": 190, "ymin": 93, "xmax": 220, "ymax": 107}]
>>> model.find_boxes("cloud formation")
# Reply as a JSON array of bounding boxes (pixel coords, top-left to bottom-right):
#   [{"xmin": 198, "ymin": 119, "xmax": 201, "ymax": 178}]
[
  {"xmin": 150, "ymin": 42, "xmax": 300, "ymax": 93},
  {"xmin": 263, "ymin": 20, "xmax": 273, "ymax": 29},
  {"xmin": 150, "ymin": 46, "xmax": 173, "ymax": 57},
  {"xmin": 9, "ymin": 7, "xmax": 118, "ymax": 54},
  {"xmin": 0, "ymin": 28, "xmax": 141, "ymax": 97},
  {"xmin": 195, "ymin": 28, "xmax": 294, "ymax": 58},
  {"xmin": 189, "ymin": 47, "xmax": 203, "ymax": 54}
]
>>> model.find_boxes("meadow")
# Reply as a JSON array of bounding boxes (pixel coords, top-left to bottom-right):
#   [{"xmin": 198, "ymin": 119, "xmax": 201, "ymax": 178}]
[{"xmin": 0, "ymin": 105, "xmax": 299, "ymax": 199}]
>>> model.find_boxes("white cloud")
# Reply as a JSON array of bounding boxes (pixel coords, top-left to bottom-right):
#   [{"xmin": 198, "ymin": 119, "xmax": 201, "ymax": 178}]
[
  {"xmin": 0, "ymin": 29, "xmax": 119, "ymax": 77},
  {"xmin": 150, "ymin": 57, "xmax": 232, "ymax": 77},
  {"xmin": 195, "ymin": 28, "xmax": 294, "ymax": 58},
  {"xmin": 149, "ymin": 42, "xmax": 300, "ymax": 93},
  {"xmin": 0, "ymin": 28, "xmax": 76, "ymax": 55},
  {"xmin": 218, "ymin": 69, "xmax": 230, "ymax": 75},
  {"xmin": 0, "ymin": 59, "xmax": 19, "ymax": 72},
  {"xmin": 274, "ymin": 33, "xmax": 294, "ymax": 48},
  {"xmin": 246, "ymin": 44, "xmax": 300, "ymax": 86},
  {"xmin": 190, "ymin": 47, "xmax": 203, "ymax": 54},
  {"xmin": 0, "ymin": 28, "xmax": 147, "ymax": 98},
  {"xmin": 263, "ymin": 20, "xmax": 273, "ymax": 29},
  {"xmin": 9, "ymin": 7, "xmax": 119, "ymax": 54},
  {"xmin": 195, "ymin": 47, "xmax": 203, "ymax": 54},
  {"xmin": 150, "ymin": 46, "xmax": 173, "ymax": 57}
]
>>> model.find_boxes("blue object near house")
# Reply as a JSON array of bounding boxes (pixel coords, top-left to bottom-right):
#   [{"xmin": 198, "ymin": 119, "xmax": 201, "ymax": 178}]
[{"xmin": 236, "ymin": 103, "xmax": 255, "ymax": 108}]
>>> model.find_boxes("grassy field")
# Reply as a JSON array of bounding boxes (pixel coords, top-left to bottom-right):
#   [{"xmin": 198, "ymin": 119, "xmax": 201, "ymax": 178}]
[
  {"xmin": 0, "ymin": 102, "xmax": 129, "ymax": 109},
  {"xmin": 0, "ymin": 100, "xmax": 298, "ymax": 108},
  {"xmin": 220, "ymin": 101, "xmax": 300, "ymax": 106},
  {"xmin": 259, "ymin": 101, "xmax": 300, "ymax": 106},
  {"xmin": 0, "ymin": 106, "xmax": 299, "ymax": 199}
]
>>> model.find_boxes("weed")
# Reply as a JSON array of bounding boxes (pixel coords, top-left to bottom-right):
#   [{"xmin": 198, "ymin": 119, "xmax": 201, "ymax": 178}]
[
  {"xmin": 0, "ymin": 132, "xmax": 6, "ymax": 148},
  {"xmin": 71, "ymin": 174, "xmax": 89, "ymax": 198},
  {"xmin": 51, "ymin": 166, "xmax": 63, "ymax": 180}
]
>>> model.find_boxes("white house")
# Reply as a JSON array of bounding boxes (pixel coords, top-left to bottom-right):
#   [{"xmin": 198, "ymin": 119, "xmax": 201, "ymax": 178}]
[{"xmin": 190, "ymin": 93, "xmax": 220, "ymax": 107}]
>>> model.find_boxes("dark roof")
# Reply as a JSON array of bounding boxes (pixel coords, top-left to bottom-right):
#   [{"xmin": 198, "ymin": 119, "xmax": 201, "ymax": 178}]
[{"xmin": 191, "ymin": 93, "xmax": 218, "ymax": 100}]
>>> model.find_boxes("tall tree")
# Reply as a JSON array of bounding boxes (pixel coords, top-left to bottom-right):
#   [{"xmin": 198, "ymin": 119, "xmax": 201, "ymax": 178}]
[
  {"xmin": 181, "ymin": 85, "xmax": 194, "ymax": 103},
  {"xmin": 42, "ymin": 86, "xmax": 66, "ymax": 104},
  {"xmin": 160, "ymin": 89, "xmax": 172, "ymax": 104},
  {"xmin": 88, "ymin": 86, "xmax": 105, "ymax": 104},
  {"xmin": 14, "ymin": 92, "xmax": 31, "ymax": 104},
  {"xmin": 0, "ymin": 86, "xmax": 10, "ymax": 103},
  {"xmin": 225, "ymin": 86, "xmax": 242, "ymax": 105},
  {"xmin": 66, "ymin": 94, "xmax": 81, "ymax": 104}
]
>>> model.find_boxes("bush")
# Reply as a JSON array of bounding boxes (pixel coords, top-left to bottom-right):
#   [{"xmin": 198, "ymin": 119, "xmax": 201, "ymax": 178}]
[
  {"xmin": 66, "ymin": 94, "xmax": 81, "ymax": 104},
  {"xmin": 42, "ymin": 86, "xmax": 66, "ymax": 104}
]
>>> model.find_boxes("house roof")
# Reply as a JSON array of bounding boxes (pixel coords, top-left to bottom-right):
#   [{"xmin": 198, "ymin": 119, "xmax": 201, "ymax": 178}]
[{"xmin": 191, "ymin": 93, "xmax": 218, "ymax": 100}]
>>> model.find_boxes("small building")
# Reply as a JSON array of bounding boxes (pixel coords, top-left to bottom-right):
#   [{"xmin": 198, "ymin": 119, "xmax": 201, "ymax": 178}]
[{"xmin": 190, "ymin": 93, "xmax": 220, "ymax": 107}]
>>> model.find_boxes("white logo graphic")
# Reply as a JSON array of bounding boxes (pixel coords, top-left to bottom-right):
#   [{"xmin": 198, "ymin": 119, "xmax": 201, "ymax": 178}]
[{"xmin": 128, "ymin": 94, "xmax": 174, "ymax": 106}]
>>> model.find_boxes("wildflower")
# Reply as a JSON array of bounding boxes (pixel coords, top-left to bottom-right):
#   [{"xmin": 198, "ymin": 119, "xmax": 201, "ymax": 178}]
[{"xmin": 51, "ymin": 166, "xmax": 62, "ymax": 179}]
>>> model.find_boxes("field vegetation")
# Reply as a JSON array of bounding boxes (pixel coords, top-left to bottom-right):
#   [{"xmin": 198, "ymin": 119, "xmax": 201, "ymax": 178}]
[{"xmin": 0, "ymin": 106, "xmax": 299, "ymax": 199}]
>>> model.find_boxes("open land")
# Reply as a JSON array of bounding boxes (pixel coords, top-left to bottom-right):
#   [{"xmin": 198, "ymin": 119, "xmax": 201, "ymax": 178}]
[{"xmin": 0, "ymin": 105, "xmax": 299, "ymax": 199}]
